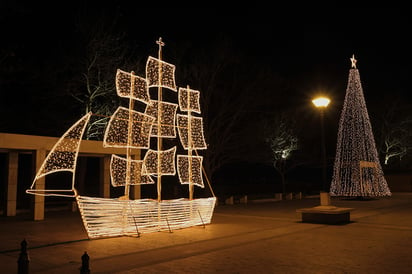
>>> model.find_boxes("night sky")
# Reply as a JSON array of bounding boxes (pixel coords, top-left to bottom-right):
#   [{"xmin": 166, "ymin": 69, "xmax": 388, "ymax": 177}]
[{"xmin": 1, "ymin": 5, "xmax": 411, "ymax": 137}]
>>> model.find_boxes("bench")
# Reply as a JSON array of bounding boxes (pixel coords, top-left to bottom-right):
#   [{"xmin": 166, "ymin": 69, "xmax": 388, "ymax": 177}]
[{"xmin": 296, "ymin": 206, "xmax": 354, "ymax": 224}]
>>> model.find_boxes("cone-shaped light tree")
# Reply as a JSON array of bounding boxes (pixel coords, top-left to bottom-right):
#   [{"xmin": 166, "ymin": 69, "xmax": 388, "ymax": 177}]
[{"xmin": 330, "ymin": 55, "xmax": 391, "ymax": 197}]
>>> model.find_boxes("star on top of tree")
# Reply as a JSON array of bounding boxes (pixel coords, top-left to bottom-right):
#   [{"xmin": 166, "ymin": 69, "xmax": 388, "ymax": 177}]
[{"xmin": 350, "ymin": 54, "xmax": 357, "ymax": 68}]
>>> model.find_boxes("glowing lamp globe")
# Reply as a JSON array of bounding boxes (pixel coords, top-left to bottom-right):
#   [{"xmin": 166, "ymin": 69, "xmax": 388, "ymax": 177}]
[{"xmin": 312, "ymin": 97, "xmax": 330, "ymax": 108}]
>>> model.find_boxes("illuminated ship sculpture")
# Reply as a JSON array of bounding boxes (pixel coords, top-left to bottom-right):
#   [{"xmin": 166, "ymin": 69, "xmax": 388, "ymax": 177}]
[{"xmin": 27, "ymin": 38, "xmax": 217, "ymax": 239}]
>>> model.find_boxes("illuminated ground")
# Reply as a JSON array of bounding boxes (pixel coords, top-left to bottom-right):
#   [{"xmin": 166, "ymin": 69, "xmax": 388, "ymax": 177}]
[{"xmin": 1, "ymin": 193, "xmax": 412, "ymax": 273}]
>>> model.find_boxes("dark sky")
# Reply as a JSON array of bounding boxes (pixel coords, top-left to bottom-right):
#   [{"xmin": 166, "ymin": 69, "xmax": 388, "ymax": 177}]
[{"xmin": 1, "ymin": 4, "xmax": 411, "ymax": 136}]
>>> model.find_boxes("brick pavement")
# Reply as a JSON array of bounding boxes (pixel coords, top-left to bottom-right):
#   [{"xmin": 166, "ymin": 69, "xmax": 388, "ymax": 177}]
[{"xmin": 1, "ymin": 193, "xmax": 412, "ymax": 273}]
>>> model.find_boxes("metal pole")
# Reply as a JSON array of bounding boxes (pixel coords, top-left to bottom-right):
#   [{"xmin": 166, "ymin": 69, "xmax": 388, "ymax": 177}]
[{"xmin": 320, "ymin": 109, "xmax": 327, "ymax": 192}]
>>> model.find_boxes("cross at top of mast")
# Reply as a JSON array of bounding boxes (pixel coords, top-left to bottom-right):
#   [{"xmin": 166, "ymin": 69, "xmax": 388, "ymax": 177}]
[{"xmin": 156, "ymin": 37, "xmax": 164, "ymax": 60}]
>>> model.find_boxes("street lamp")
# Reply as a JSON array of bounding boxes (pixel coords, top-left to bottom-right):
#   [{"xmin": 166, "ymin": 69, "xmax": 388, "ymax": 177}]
[
  {"xmin": 296, "ymin": 95, "xmax": 353, "ymax": 222},
  {"xmin": 312, "ymin": 96, "xmax": 330, "ymax": 205}
]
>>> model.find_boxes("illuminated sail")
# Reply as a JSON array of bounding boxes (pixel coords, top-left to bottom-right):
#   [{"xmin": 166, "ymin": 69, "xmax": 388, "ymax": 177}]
[
  {"xmin": 177, "ymin": 115, "xmax": 207, "ymax": 150},
  {"xmin": 145, "ymin": 100, "xmax": 178, "ymax": 138},
  {"xmin": 143, "ymin": 146, "xmax": 177, "ymax": 176},
  {"xmin": 103, "ymin": 106, "xmax": 155, "ymax": 149},
  {"xmin": 146, "ymin": 56, "xmax": 177, "ymax": 91},
  {"xmin": 26, "ymin": 112, "xmax": 92, "ymax": 197},
  {"xmin": 116, "ymin": 69, "xmax": 150, "ymax": 104},
  {"xmin": 110, "ymin": 154, "xmax": 154, "ymax": 186},
  {"xmin": 178, "ymin": 87, "xmax": 201, "ymax": 114},
  {"xmin": 177, "ymin": 155, "xmax": 204, "ymax": 188}
]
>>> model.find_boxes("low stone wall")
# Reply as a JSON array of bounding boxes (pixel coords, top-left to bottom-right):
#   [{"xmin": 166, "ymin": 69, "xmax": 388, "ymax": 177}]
[
  {"xmin": 218, "ymin": 192, "xmax": 303, "ymax": 205},
  {"xmin": 385, "ymin": 173, "xmax": 412, "ymax": 192}
]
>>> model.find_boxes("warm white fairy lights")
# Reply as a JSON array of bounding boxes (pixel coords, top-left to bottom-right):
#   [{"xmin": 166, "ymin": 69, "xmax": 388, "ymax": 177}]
[
  {"xmin": 177, "ymin": 155, "xmax": 204, "ymax": 188},
  {"xmin": 143, "ymin": 146, "xmax": 177, "ymax": 176},
  {"xmin": 28, "ymin": 38, "xmax": 217, "ymax": 240},
  {"xmin": 116, "ymin": 69, "xmax": 150, "ymax": 104},
  {"xmin": 330, "ymin": 56, "xmax": 391, "ymax": 197},
  {"xmin": 178, "ymin": 87, "xmax": 201, "ymax": 113},
  {"xmin": 144, "ymin": 100, "xmax": 178, "ymax": 137},
  {"xmin": 26, "ymin": 112, "xmax": 92, "ymax": 197},
  {"xmin": 177, "ymin": 115, "xmax": 207, "ymax": 150},
  {"xmin": 110, "ymin": 154, "xmax": 154, "ymax": 186},
  {"xmin": 146, "ymin": 56, "xmax": 177, "ymax": 91},
  {"xmin": 103, "ymin": 106, "xmax": 155, "ymax": 149},
  {"xmin": 77, "ymin": 196, "xmax": 216, "ymax": 238}
]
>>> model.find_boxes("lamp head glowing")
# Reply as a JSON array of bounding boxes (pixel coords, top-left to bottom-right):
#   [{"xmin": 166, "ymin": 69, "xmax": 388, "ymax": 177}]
[{"xmin": 312, "ymin": 97, "xmax": 331, "ymax": 108}]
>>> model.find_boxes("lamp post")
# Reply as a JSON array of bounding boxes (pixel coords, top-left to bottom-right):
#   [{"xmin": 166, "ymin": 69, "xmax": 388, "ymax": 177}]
[
  {"xmin": 312, "ymin": 96, "xmax": 330, "ymax": 205},
  {"xmin": 296, "ymin": 95, "xmax": 353, "ymax": 222}
]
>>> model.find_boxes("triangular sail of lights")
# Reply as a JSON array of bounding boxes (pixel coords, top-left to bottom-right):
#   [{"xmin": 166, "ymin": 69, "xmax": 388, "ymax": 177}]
[
  {"xmin": 26, "ymin": 112, "xmax": 92, "ymax": 197},
  {"xmin": 177, "ymin": 87, "xmax": 207, "ymax": 199},
  {"xmin": 330, "ymin": 55, "xmax": 391, "ymax": 197}
]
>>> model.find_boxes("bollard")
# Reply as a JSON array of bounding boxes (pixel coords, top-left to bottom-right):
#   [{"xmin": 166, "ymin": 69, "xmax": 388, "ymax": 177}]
[
  {"xmin": 17, "ymin": 239, "xmax": 29, "ymax": 274},
  {"xmin": 80, "ymin": 251, "xmax": 90, "ymax": 274}
]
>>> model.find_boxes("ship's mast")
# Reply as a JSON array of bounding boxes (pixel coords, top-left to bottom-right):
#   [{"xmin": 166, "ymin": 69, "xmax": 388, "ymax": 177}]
[
  {"xmin": 124, "ymin": 71, "xmax": 136, "ymax": 199},
  {"xmin": 187, "ymin": 85, "xmax": 194, "ymax": 200},
  {"xmin": 156, "ymin": 38, "xmax": 164, "ymax": 202}
]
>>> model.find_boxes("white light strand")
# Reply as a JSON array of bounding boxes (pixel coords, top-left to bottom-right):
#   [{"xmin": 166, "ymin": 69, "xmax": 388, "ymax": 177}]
[
  {"xmin": 145, "ymin": 100, "xmax": 178, "ymax": 138},
  {"xmin": 103, "ymin": 106, "xmax": 155, "ymax": 149},
  {"xmin": 330, "ymin": 58, "xmax": 391, "ymax": 197},
  {"xmin": 77, "ymin": 196, "xmax": 216, "ymax": 238},
  {"xmin": 116, "ymin": 69, "xmax": 150, "ymax": 104},
  {"xmin": 146, "ymin": 56, "xmax": 177, "ymax": 91},
  {"xmin": 110, "ymin": 154, "xmax": 154, "ymax": 186},
  {"xmin": 177, "ymin": 155, "xmax": 204, "ymax": 188},
  {"xmin": 143, "ymin": 146, "xmax": 177, "ymax": 176},
  {"xmin": 26, "ymin": 112, "xmax": 92, "ymax": 197},
  {"xmin": 177, "ymin": 115, "xmax": 207, "ymax": 150},
  {"xmin": 178, "ymin": 87, "xmax": 201, "ymax": 113}
]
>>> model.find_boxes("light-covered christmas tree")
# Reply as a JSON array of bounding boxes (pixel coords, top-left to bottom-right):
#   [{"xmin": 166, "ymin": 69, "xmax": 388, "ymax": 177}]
[{"xmin": 330, "ymin": 55, "xmax": 391, "ymax": 197}]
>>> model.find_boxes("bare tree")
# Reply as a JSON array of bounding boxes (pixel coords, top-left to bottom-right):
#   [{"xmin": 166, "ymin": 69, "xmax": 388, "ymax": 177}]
[
  {"xmin": 383, "ymin": 126, "xmax": 412, "ymax": 166},
  {"xmin": 68, "ymin": 7, "xmax": 142, "ymax": 140},
  {"xmin": 374, "ymin": 97, "xmax": 412, "ymax": 167},
  {"xmin": 172, "ymin": 36, "xmax": 287, "ymax": 182},
  {"xmin": 262, "ymin": 112, "xmax": 300, "ymax": 193}
]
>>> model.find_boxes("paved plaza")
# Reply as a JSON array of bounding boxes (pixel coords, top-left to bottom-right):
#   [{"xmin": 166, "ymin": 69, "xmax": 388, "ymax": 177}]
[{"xmin": 1, "ymin": 193, "xmax": 412, "ymax": 273}]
